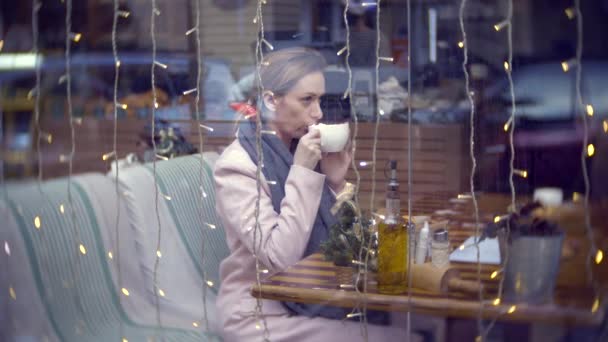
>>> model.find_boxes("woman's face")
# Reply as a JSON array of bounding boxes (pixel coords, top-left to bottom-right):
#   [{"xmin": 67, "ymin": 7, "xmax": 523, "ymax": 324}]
[{"xmin": 270, "ymin": 71, "xmax": 325, "ymax": 142}]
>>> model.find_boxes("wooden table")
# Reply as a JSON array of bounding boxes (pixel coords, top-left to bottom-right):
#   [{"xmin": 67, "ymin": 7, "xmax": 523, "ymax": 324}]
[{"xmin": 252, "ymin": 194, "xmax": 607, "ymax": 327}]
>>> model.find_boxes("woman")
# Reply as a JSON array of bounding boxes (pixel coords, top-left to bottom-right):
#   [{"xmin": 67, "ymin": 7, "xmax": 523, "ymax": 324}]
[{"xmin": 214, "ymin": 47, "xmax": 429, "ymax": 341}]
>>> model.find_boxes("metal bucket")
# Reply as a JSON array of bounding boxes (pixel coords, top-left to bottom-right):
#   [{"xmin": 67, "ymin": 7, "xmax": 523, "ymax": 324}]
[{"xmin": 503, "ymin": 233, "xmax": 564, "ymax": 304}]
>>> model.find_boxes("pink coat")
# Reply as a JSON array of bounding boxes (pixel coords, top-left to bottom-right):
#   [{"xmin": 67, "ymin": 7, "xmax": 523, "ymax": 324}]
[{"xmin": 214, "ymin": 140, "xmax": 435, "ymax": 341}]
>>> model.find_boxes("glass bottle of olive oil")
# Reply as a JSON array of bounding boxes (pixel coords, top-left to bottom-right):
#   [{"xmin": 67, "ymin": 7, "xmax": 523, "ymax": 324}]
[{"xmin": 377, "ymin": 160, "xmax": 409, "ymax": 294}]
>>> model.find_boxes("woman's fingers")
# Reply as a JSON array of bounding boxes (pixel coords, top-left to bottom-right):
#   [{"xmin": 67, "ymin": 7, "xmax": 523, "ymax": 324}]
[{"xmin": 293, "ymin": 130, "xmax": 323, "ymax": 170}]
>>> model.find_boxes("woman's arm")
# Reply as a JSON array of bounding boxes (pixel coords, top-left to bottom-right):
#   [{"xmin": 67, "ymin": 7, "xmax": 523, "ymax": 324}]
[{"xmin": 214, "ymin": 146, "xmax": 326, "ymax": 272}]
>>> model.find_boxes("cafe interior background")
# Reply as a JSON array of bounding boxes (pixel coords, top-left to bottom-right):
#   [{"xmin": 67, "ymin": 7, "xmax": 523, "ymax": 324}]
[{"xmin": 0, "ymin": 0, "xmax": 607, "ymax": 341}]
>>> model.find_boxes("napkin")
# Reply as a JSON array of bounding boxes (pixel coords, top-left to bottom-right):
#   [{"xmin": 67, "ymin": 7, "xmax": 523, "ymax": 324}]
[{"xmin": 449, "ymin": 236, "xmax": 501, "ymax": 265}]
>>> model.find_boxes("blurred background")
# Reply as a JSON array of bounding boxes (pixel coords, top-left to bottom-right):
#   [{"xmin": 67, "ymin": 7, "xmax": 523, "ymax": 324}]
[
  {"xmin": 1, "ymin": 0, "xmax": 607, "ymax": 341},
  {"xmin": 1, "ymin": 0, "xmax": 607, "ymax": 194}
]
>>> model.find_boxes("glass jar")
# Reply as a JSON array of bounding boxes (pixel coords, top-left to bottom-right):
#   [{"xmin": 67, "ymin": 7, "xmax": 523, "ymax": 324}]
[{"xmin": 431, "ymin": 228, "xmax": 450, "ymax": 268}]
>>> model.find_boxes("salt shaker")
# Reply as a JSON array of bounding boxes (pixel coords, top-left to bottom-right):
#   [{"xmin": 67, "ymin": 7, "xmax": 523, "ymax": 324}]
[
  {"xmin": 431, "ymin": 228, "xmax": 450, "ymax": 268},
  {"xmin": 415, "ymin": 221, "xmax": 430, "ymax": 264}
]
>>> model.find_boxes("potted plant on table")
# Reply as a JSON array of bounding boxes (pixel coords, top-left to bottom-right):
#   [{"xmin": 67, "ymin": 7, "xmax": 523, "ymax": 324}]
[
  {"xmin": 320, "ymin": 200, "xmax": 378, "ymax": 286},
  {"xmin": 484, "ymin": 202, "xmax": 564, "ymax": 304}
]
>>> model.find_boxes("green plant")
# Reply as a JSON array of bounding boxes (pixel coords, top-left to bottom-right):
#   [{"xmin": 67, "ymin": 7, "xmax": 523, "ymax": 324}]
[
  {"xmin": 320, "ymin": 200, "xmax": 378, "ymax": 271},
  {"xmin": 483, "ymin": 202, "xmax": 562, "ymax": 242}
]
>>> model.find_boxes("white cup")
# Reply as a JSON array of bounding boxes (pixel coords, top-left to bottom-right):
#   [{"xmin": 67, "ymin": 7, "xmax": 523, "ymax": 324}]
[
  {"xmin": 309, "ymin": 122, "xmax": 350, "ymax": 153},
  {"xmin": 533, "ymin": 187, "xmax": 563, "ymax": 207}
]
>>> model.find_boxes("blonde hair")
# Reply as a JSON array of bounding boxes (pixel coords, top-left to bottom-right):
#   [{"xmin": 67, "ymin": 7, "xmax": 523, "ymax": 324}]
[
  {"xmin": 233, "ymin": 47, "xmax": 326, "ymax": 128},
  {"xmin": 259, "ymin": 47, "xmax": 327, "ymax": 97}
]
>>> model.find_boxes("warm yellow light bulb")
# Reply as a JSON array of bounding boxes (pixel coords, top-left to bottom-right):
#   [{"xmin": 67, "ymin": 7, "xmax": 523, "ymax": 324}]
[
  {"xmin": 591, "ymin": 297, "xmax": 600, "ymax": 313},
  {"xmin": 60, "ymin": 204, "xmax": 65, "ymax": 214},
  {"xmin": 154, "ymin": 61, "xmax": 168, "ymax": 69},
  {"xmin": 9, "ymin": 287, "xmax": 16, "ymax": 300},
  {"xmin": 596, "ymin": 250, "xmax": 604, "ymax": 265},
  {"xmin": 573, "ymin": 192, "xmax": 581, "ymax": 202},
  {"xmin": 604, "ymin": 120, "xmax": 608, "ymax": 133},
  {"xmin": 79, "ymin": 244, "xmax": 87, "ymax": 255},
  {"xmin": 503, "ymin": 122, "xmax": 509, "ymax": 132},
  {"xmin": 122, "ymin": 338, "xmax": 128, "ymax": 342},
  {"xmin": 121, "ymin": 288, "xmax": 130, "ymax": 296},
  {"xmin": 503, "ymin": 61, "xmax": 510, "ymax": 71},
  {"xmin": 121, "ymin": 104, "xmax": 128, "ymax": 110},
  {"xmin": 192, "ymin": 322, "xmax": 199, "ymax": 327},
  {"xmin": 561, "ymin": 61, "xmax": 570, "ymax": 72},
  {"xmin": 565, "ymin": 7, "xmax": 575, "ymax": 19},
  {"xmin": 34, "ymin": 216, "xmax": 41, "ymax": 229},
  {"xmin": 108, "ymin": 251, "xmax": 113, "ymax": 259},
  {"xmin": 491, "ymin": 271, "xmax": 499, "ymax": 279},
  {"xmin": 156, "ymin": 250, "xmax": 162, "ymax": 258},
  {"xmin": 587, "ymin": 144, "xmax": 595, "ymax": 157},
  {"xmin": 0, "ymin": 40, "xmax": 4, "ymax": 52},
  {"xmin": 458, "ymin": 41, "xmax": 464, "ymax": 48},
  {"xmin": 586, "ymin": 104, "xmax": 594, "ymax": 116},
  {"xmin": 493, "ymin": 298, "xmax": 501, "ymax": 306},
  {"xmin": 494, "ymin": 21, "xmax": 508, "ymax": 31},
  {"xmin": 102, "ymin": 152, "xmax": 115, "ymax": 161},
  {"xmin": 73, "ymin": 33, "xmax": 82, "ymax": 42},
  {"xmin": 493, "ymin": 216, "xmax": 501, "ymax": 223},
  {"xmin": 514, "ymin": 169, "xmax": 528, "ymax": 178},
  {"xmin": 507, "ymin": 305, "xmax": 516, "ymax": 314},
  {"xmin": 206, "ymin": 280, "xmax": 214, "ymax": 287},
  {"xmin": 158, "ymin": 289, "xmax": 165, "ymax": 297}
]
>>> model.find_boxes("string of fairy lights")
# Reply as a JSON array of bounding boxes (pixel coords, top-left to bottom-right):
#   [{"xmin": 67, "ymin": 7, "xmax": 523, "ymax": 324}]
[
  {"xmin": 150, "ymin": 0, "xmax": 165, "ymax": 336},
  {"xmin": 191, "ymin": 0, "xmax": 212, "ymax": 332},
  {"xmin": 572, "ymin": 0, "xmax": 603, "ymax": 317},
  {"xmin": 356, "ymin": 0, "xmax": 386, "ymax": 338},
  {"xmin": 110, "ymin": 0, "xmax": 127, "ymax": 340},
  {"xmin": 253, "ymin": 1, "xmax": 271, "ymax": 340},
  {"xmin": 62, "ymin": 0, "xmax": 91, "ymax": 328},
  {"xmin": 478, "ymin": 0, "xmax": 518, "ymax": 339},
  {"xmin": 340, "ymin": 0, "xmax": 369, "ymax": 336},
  {"xmin": 2, "ymin": 1, "xmax": 605, "ymax": 341},
  {"xmin": 33, "ymin": 1, "xmax": 43, "ymax": 185},
  {"xmin": 404, "ymin": 0, "xmax": 415, "ymax": 339},
  {"xmin": 457, "ymin": 0, "xmax": 484, "ymax": 340}
]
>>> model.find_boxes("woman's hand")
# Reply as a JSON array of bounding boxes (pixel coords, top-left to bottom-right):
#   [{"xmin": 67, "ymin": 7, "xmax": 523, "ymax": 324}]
[
  {"xmin": 320, "ymin": 141, "xmax": 352, "ymax": 193},
  {"xmin": 293, "ymin": 129, "xmax": 322, "ymax": 170}
]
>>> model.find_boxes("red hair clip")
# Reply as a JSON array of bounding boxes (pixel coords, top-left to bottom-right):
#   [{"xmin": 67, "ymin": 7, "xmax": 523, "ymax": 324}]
[{"xmin": 229, "ymin": 102, "xmax": 258, "ymax": 119}]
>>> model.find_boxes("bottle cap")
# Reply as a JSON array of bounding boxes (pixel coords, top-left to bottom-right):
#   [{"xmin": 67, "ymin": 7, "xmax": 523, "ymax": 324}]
[
  {"xmin": 389, "ymin": 160, "xmax": 397, "ymax": 170},
  {"xmin": 433, "ymin": 228, "xmax": 449, "ymax": 243}
]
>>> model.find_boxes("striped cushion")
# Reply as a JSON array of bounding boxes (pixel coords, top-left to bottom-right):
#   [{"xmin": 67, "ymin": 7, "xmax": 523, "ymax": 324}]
[
  {"xmin": 144, "ymin": 153, "xmax": 229, "ymax": 291},
  {"xmin": 3, "ymin": 177, "xmax": 221, "ymax": 342}
]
